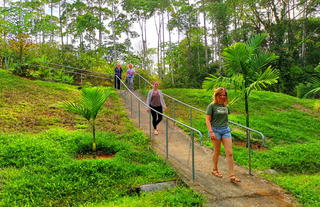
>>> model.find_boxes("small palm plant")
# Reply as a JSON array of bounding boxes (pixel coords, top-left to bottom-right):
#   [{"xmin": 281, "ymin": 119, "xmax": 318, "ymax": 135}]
[
  {"xmin": 203, "ymin": 33, "xmax": 279, "ymax": 128},
  {"xmin": 64, "ymin": 87, "xmax": 112, "ymax": 156}
]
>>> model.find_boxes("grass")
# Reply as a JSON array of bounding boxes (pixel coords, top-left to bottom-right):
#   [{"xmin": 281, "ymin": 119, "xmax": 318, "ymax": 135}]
[
  {"xmin": 0, "ymin": 129, "xmax": 199, "ymax": 206},
  {"xmin": 82, "ymin": 187, "xmax": 203, "ymax": 207},
  {"xmin": 0, "ymin": 71, "xmax": 203, "ymax": 207},
  {"xmin": 162, "ymin": 88, "xmax": 320, "ymax": 146},
  {"xmin": 0, "ymin": 70, "xmax": 129, "ymax": 134},
  {"xmin": 161, "ymin": 88, "xmax": 320, "ymax": 207}
]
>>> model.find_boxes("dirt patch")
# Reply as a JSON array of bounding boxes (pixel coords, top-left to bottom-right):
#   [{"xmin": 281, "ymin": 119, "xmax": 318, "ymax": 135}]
[
  {"xmin": 293, "ymin": 104, "xmax": 320, "ymax": 118},
  {"xmin": 76, "ymin": 151, "xmax": 115, "ymax": 160},
  {"xmin": 234, "ymin": 140, "xmax": 268, "ymax": 151}
]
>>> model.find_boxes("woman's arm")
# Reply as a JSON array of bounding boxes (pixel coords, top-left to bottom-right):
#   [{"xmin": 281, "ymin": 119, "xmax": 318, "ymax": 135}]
[
  {"xmin": 159, "ymin": 90, "xmax": 166, "ymax": 109},
  {"xmin": 206, "ymin": 114, "xmax": 216, "ymax": 140},
  {"xmin": 146, "ymin": 90, "xmax": 152, "ymax": 106}
]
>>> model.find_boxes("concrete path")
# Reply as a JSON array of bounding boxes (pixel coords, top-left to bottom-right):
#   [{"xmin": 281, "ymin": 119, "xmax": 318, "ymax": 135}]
[{"xmin": 120, "ymin": 90, "xmax": 300, "ymax": 207}]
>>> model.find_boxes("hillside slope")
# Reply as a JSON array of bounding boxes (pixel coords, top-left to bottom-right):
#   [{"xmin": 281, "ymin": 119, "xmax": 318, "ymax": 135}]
[
  {"xmin": 0, "ymin": 70, "xmax": 128, "ymax": 134},
  {"xmin": 0, "ymin": 70, "xmax": 203, "ymax": 207}
]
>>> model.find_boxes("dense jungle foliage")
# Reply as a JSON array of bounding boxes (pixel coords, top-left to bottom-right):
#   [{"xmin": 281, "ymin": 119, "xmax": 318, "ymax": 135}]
[{"xmin": 0, "ymin": 0, "xmax": 320, "ymax": 97}]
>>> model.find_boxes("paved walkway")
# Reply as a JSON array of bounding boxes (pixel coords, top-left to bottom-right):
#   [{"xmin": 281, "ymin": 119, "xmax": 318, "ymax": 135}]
[{"xmin": 120, "ymin": 90, "xmax": 299, "ymax": 207}]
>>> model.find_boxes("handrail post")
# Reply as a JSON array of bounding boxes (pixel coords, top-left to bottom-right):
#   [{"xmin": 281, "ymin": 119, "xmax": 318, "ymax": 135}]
[
  {"xmin": 173, "ymin": 100, "xmax": 176, "ymax": 121},
  {"xmin": 138, "ymin": 101, "xmax": 141, "ymax": 128},
  {"xmin": 166, "ymin": 118, "xmax": 169, "ymax": 159},
  {"xmin": 247, "ymin": 130, "xmax": 253, "ymax": 175},
  {"xmin": 130, "ymin": 93, "xmax": 133, "ymax": 117},
  {"xmin": 192, "ymin": 131, "xmax": 195, "ymax": 182},
  {"xmin": 189, "ymin": 107, "xmax": 192, "ymax": 133},
  {"xmin": 149, "ymin": 111, "xmax": 152, "ymax": 139}
]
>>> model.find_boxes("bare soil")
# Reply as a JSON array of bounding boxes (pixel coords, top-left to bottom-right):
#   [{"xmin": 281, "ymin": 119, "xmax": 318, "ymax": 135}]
[{"xmin": 76, "ymin": 151, "xmax": 115, "ymax": 160}]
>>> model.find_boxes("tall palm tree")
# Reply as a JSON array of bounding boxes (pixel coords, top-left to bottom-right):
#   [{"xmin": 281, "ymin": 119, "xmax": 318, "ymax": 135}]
[
  {"xmin": 64, "ymin": 87, "xmax": 112, "ymax": 155},
  {"xmin": 203, "ymin": 33, "xmax": 279, "ymax": 128}
]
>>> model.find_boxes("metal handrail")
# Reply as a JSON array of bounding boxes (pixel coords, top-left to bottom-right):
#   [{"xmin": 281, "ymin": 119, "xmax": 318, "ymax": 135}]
[
  {"xmin": 135, "ymin": 72, "xmax": 268, "ymax": 175},
  {"xmin": 116, "ymin": 76, "xmax": 202, "ymax": 181},
  {"xmin": 35, "ymin": 61, "xmax": 114, "ymax": 77},
  {"xmin": 31, "ymin": 61, "xmax": 263, "ymax": 176},
  {"xmin": 32, "ymin": 64, "xmax": 113, "ymax": 81},
  {"xmin": 29, "ymin": 62, "xmax": 203, "ymax": 180},
  {"xmin": 135, "ymin": 73, "xmax": 266, "ymax": 145}
]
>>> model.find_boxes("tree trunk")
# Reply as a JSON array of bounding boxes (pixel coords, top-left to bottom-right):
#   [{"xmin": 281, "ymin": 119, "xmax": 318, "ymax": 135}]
[
  {"xmin": 203, "ymin": 9, "xmax": 208, "ymax": 66},
  {"xmin": 162, "ymin": 11, "xmax": 165, "ymax": 78},
  {"xmin": 197, "ymin": 13, "xmax": 200, "ymax": 72},
  {"xmin": 98, "ymin": 0, "xmax": 102, "ymax": 48},
  {"xmin": 244, "ymin": 90, "xmax": 249, "ymax": 128},
  {"xmin": 301, "ymin": 2, "xmax": 306, "ymax": 67},
  {"xmin": 42, "ymin": 5, "xmax": 46, "ymax": 43},
  {"xmin": 211, "ymin": 22, "xmax": 215, "ymax": 62},
  {"xmin": 59, "ymin": 0, "xmax": 64, "ymax": 46},
  {"xmin": 155, "ymin": 13, "xmax": 161, "ymax": 79},
  {"xmin": 92, "ymin": 120, "xmax": 97, "ymax": 157},
  {"xmin": 144, "ymin": 17, "xmax": 148, "ymax": 70},
  {"xmin": 3, "ymin": 0, "xmax": 6, "ymax": 41},
  {"xmin": 167, "ymin": 11, "xmax": 174, "ymax": 86},
  {"xmin": 138, "ymin": 16, "xmax": 146, "ymax": 69},
  {"xmin": 50, "ymin": 0, "xmax": 54, "ymax": 42},
  {"xmin": 112, "ymin": 2, "xmax": 116, "ymax": 61}
]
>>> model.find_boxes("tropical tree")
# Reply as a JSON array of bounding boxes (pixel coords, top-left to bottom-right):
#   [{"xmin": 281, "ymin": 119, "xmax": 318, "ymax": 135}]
[
  {"xmin": 64, "ymin": 87, "xmax": 113, "ymax": 156},
  {"xmin": 203, "ymin": 33, "xmax": 279, "ymax": 129}
]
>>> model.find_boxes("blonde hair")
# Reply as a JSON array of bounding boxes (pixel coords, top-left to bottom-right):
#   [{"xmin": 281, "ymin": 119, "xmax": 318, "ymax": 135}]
[{"xmin": 213, "ymin": 88, "xmax": 228, "ymax": 106}]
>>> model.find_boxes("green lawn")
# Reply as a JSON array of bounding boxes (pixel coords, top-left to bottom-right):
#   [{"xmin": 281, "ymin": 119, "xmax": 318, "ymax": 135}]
[
  {"xmin": 162, "ymin": 88, "xmax": 320, "ymax": 207},
  {"xmin": 0, "ymin": 71, "xmax": 203, "ymax": 207}
]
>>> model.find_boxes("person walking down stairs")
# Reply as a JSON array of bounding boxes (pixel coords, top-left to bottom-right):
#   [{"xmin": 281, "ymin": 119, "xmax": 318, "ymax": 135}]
[
  {"xmin": 126, "ymin": 64, "xmax": 135, "ymax": 90},
  {"xmin": 146, "ymin": 81, "xmax": 167, "ymax": 135},
  {"xmin": 114, "ymin": 64, "xmax": 122, "ymax": 89},
  {"xmin": 205, "ymin": 88, "xmax": 241, "ymax": 183}
]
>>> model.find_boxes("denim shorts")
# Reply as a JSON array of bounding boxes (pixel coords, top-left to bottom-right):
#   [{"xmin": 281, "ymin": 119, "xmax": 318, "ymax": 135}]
[{"xmin": 210, "ymin": 126, "xmax": 231, "ymax": 140}]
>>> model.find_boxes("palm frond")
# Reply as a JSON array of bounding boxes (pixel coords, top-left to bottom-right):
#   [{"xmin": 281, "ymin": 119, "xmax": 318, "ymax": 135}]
[
  {"xmin": 246, "ymin": 33, "xmax": 268, "ymax": 53},
  {"xmin": 202, "ymin": 74, "xmax": 218, "ymax": 90},
  {"xmin": 315, "ymin": 64, "xmax": 320, "ymax": 73},
  {"xmin": 303, "ymin": 87, "xmax": 320, "ymax": 98},
  {"xmin": 222, "ymin": 42, "xmax": 249, "ymax": 74},
  {"xmin": 251, "ymin": 51, "xmax": 278, "ymax": 73},
  {"xmin": 81, "ymin": 87, "xmax": 110, "ymax": 120},
  {"xmin": 202, "ymin": 74, "xmax": 244, "ymax": 91},
  {"xmin": 64, "ymin": 87, "xmax": 112, "ymax": 121},
  {"xmin": 248, "ymin": 66, "xmax": 279, "ymax": 91},
  {"xmin": 64, "ymin": 101, "xmax": 91, "ymax": 121},
  {"xmin": 229, "ymin": 96, "xmax": 241, "ymax": 106}
]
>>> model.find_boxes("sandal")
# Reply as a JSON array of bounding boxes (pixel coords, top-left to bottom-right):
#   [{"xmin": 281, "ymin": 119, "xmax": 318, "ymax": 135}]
[
  {"xmin": 211, "ymin": 169, "xmax": 223, "ymax": 178},
  {"xmin": 229, "ymin": 175, "xmax": 241, "ymax": 183},
  {"xmin": 154, "ymin": 130, "xmax": 159, "ymax": 135}
]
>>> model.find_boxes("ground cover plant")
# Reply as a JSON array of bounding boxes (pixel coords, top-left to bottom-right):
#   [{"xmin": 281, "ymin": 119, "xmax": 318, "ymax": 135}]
[
  {"xmin": 0, "ymin": 71, "xmax": 203, "ymax": 207},
  {"xmin": 162, "ymin": 88, "xmax": 320, "ymax": 207}
]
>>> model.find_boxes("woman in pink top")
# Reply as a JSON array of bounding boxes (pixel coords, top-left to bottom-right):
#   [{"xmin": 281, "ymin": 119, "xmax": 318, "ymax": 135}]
[{"xmin": 126, "ymin": 64, "xmax": 135, "ymax": 90}]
